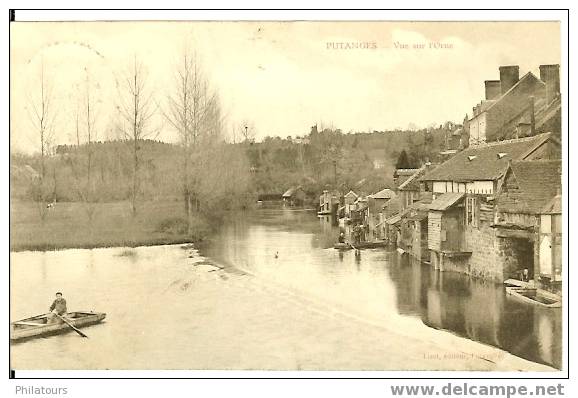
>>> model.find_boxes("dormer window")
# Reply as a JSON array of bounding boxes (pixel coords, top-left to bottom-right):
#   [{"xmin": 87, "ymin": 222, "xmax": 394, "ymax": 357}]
[{"xmin": 497, "ymin": 153, "xmax": 508, "ymax": 159}]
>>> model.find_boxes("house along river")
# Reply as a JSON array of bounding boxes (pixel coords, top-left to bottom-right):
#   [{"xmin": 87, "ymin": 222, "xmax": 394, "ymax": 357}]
[{"xmin": 10, "ymin": 208, "xmax": 562, "ymax": 371}]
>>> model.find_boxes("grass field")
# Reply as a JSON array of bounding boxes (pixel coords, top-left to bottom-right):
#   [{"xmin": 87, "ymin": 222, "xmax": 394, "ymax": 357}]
[{"xmin": 10, "ymin": 200, "xmax": 212, "ymax": 252}]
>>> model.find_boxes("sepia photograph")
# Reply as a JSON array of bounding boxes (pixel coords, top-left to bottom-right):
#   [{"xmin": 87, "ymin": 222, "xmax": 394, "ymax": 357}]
[{"xmin": 8, "ymin": 11, "xmax": 567, "ymax": 377}]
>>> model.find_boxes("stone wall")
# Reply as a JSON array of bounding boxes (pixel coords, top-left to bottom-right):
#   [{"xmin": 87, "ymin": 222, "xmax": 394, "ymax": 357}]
[
  {"xmin": 463, "ymin": 224, "xmax": 537, "ymax": 282},
  {"xmin": 430, "ymin": 250, "xmax": 470, "ymax": 274},
  {"xmin": 497, "ymin": 236, "xmax": 535, "ymax": 280},
  {"xmin": 410, "ymin": 220, "xmax": 429, "ymax": 262},
  {"xmin": 464, "ymin": 225, "xmax": 503, "ymax": 281},
  {"xmin": 441, "ymin": 254, "xmax": 470, "ymax": 274}
]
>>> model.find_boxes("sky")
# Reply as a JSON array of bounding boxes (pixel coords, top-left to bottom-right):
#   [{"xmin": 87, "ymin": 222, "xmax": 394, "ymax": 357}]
[{"xmin": 10, "ymin": 21, "xmax": 560, "ymax": 154}]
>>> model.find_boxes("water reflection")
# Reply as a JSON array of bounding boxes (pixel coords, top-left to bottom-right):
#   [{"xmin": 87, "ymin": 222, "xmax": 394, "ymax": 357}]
[
  {"xmin": 10, "ymin": 208, "xmax": 562, "ymax": 370},
  {"xmin": 354, "ymin": 250, "xmax": 361, "ymax": 269},
  {"xmin": 205, "ymin": 209, "xmax": 562, "ymax": 369}
]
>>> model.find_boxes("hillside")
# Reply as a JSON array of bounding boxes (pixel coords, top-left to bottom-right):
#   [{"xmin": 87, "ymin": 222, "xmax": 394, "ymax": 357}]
[
  {"xmin": 11, "ymin": 139, "xmax": 183, "ymax": 202},
  {"xmin": 11, "ymin": 123, "xmax": 462, "ymax": 205}
]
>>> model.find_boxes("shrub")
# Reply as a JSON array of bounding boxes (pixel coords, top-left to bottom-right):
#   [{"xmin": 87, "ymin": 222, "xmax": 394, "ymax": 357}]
[
  {"xmin": 155, "ymin": 217, "xmax": 189, "ymax": 235},
  {"xmin": 155, "ymin": 216, "xmax": 212, "ymax": 241}
]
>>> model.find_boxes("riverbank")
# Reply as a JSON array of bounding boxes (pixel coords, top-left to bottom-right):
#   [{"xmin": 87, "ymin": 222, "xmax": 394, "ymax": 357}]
[
  {"xmin": 10, "ymin": 200, "xmax": 212, "ymax": 252},
  {"xmin": 206, "ymin": 256, "xmax": 557, "ymax": 371},
  {"xmin": 10, "ymin": 244, "xmax": 557, "ymax": 371},
  {"xmin": 9, "ymin": 207, "xmax": 562, "ymax": 371}
]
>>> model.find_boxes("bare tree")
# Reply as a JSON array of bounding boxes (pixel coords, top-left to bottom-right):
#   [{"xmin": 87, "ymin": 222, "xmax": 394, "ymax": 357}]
[
  {"xmin": 75, "ymin": 102, "xmax": 81, "ymax": 147},
  {"xmin": 116, "ymin": 55, "xmax": 158, "ymax": 217},
  {"xmin": 239, "ymin": 120, "xmax": 256, "ymax": 143},
  {"xmin": 69, "ymin": 88, "xmax": 82, "ymax": 148},
  {"xmin": 227, "ymin": 122, "xmax": 240, "ymax": 144},
  {"xmin": 163, "ymin": 49, "xmax": 220, "ymax": 234},
  {"xmin": 24, "ymin": 58, "xmax": 57, "ymax": 222},
  {"xmin": 84, "ymin": 69, "xmax": 96, "ymax": 194},
  {"xmin": 65, "ymin": 68, "xmax": 101, "ymax": 224}
]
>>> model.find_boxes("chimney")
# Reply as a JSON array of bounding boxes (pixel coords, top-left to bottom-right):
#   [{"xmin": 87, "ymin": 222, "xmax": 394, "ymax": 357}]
[
  {"xmin": 539, "ymin": 64, "xmax": 560, "ymax": 104},
  {"xmin": 499, "ymin": 65, "xmax": 520, "ymax": 94},
  {"xmin": 484, "ymin": 80, "xmax": 501, "ymax": 100}
]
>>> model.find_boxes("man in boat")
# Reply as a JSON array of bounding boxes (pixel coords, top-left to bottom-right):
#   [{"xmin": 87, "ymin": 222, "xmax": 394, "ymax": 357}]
[
  {"xmin": 48, "ymin": 292, "xmax": 67, "ymax": 323},
  {"xmin": 338, "ymin": 232, "xmax": 346, "ymax": 244},
  {"xmin": 352, "ymin": 224, "xmax": 361, "ymax": 244}
]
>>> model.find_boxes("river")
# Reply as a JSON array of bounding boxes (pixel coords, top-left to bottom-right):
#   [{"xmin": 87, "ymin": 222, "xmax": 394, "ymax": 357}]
[{"xmin": 10, "ymin": 208, "xmax": 562, "ymax": 371}]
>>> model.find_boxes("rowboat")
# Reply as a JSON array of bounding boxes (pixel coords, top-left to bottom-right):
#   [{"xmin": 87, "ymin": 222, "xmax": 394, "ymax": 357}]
[
  {"xmin": 334, "ymin": 242, "xmax": 352, "ymax": 250},
  {"xmin": 10, "ymin": 311, "xmax": 106, "ymax": 342},
  {"xmin": 505, "ymin": 286, "xmax": 561, "ymax": 308},
  {"xmin": 333, "ymin": 241, "xmax": 388, "ymax": 250}
]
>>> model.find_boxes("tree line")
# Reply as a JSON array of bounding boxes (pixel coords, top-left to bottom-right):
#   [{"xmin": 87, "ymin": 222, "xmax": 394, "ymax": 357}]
[
  {"xmin": 12, "ymin": 120, "xmax": 458, "ymax": 217},
  {"xmin": 19, "ymin": 49, "xmax": 251, "ymax": 234},
  {"xmin": 243, "ymin": 123, "xmax": 459, "ymax": 199},
  {"xmin": 16, "ymin": 46, "xmax": 461, "ymax": 232}
]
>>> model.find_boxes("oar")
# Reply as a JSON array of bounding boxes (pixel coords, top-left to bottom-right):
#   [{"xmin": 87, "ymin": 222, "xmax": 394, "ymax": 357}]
[{"xmin": 56, "ymin": 314, "xmax": 88, "ymax": 338}]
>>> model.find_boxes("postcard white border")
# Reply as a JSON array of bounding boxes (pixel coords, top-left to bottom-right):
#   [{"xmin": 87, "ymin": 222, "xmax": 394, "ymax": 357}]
[{"xmin": 2, "ymin": 6, "xmax": 573, "ymax": 395}]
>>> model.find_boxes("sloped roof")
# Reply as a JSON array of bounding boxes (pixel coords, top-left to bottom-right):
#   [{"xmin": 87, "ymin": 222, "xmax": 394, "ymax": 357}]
[
  {"xmin": 471, "ymin": 72, "xmax": 545, "ymax": 120},
  {"xmin": 488, "ymin": 72, "xmax": 545, "ymax": 112},
  {"xmin": 497, "ymin": 160, "xmax": 561, "ymax": 214},
  {"xmin": 420, "ymin": 133, "xmax": 555, "ymax": 182},
  {"xmin": 405, "ymin": 211, "xmax": 428, "ymax": 221},
  {"xmin": 386, "ymin": 193, "xmax": 432, "ymax": 224},
  {"xmin": 344, "ymin": 190, "xmax": 358, "ymax": 199},
  {"xmin": 394, "ymin": 168, "xmax": 420, "ymax": 177},
  {"xmin": 494, "ymin": 97, "xmax": 550, "ymax": 141},
  {"xmin": 411, "ymin": 193, "xmax": 433, "ymax": 209},
  {"xmin": 386, "ymin": 212, "xmax": 403, "ymax": 225},
  {"xmin": 403, "ymin": 199, "xmax": 433, "ymax": 221},
  {"xmin": 369, "ymin": 188, "xmax": 396, "ymax": 200},
  {"xmin": 398, "ymin": 164, "xmax": 428, "ymax": 191},
  {"xmin": 536, "ymin": 96, "xmax": 561, "ymax": 130},
  {"xmin": 283, "ymin": 186, "xmax": 303, "ymax": 197},
  {"xmin": 429, "ymin": 192, "xmax": 465, "ymax": 211},
  {"xmin": 542, "ymin": 194, "xmax": 562, "ymax": 214},
  {"xmin": 382, "ymin": 196, "xmax": 401, "ymax": 218},
  {"xmin": 400, "ymin": 193, "xmax": 434, "ymax": 222},
  {"xmin": 478, "ymin": 100, "xmax": 497, "ymax": 113}
]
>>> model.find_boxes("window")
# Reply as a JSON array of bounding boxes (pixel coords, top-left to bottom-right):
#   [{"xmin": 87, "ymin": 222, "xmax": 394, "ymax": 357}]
[{"xmin": 466, "ymin": 196, "xmax": 478, "ymax": 227}]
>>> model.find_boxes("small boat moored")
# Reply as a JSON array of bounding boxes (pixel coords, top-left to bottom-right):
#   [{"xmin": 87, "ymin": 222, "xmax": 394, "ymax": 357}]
[
  {"xmin": 334, "ymin": 242, "xmax": 352, "ymax": 250},
  {"xmin": 503, "ymin": 280, "xmax": 561, "ymax": 308},
  {"xmin": 11, "ymin": 311, "xmax": 106, "ymax": 342},
  {"xmin": 333, "ymin": 240, "xmax": 388, "ymax": 250}
]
